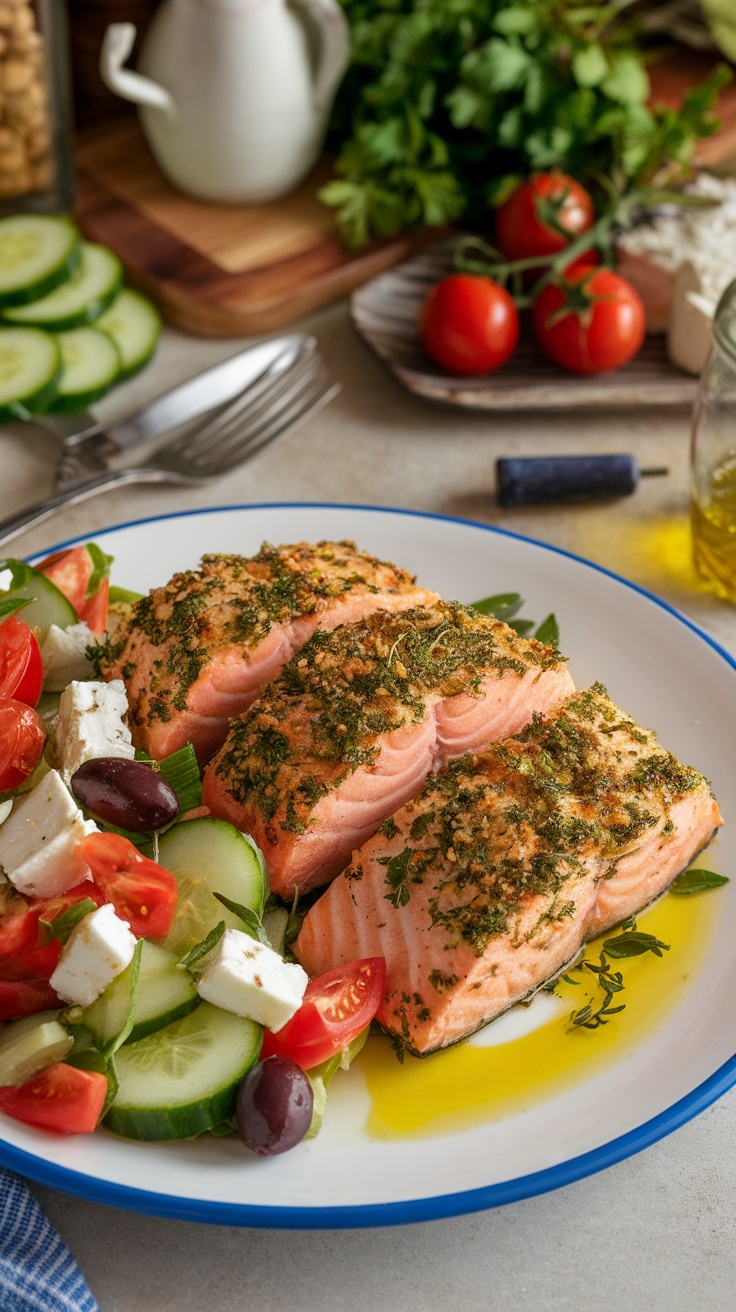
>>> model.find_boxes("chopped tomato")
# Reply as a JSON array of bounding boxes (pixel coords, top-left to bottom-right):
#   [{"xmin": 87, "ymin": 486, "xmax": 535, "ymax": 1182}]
[
  {"xmin": 261, "ymin": 957, "xmax": 386, "ymax": 1070},
  {"xmin": 0, "ymin": 697, "xmax": 45, "ymax": 791},
  {"xmin": 77, "ymin": 832, "xmax": 177, "ymax": 938},
  {"xmin": 0, "ymin": 977, "xmax": 60, "ymax": 1021},
  {"xmin": 0, "ymin": 882, "xmax": 109, "ymax": 983},
  {"xmin": 37, "ymin": 544, "xmax": 110, "ymax": 634},
  {"xmin": 0, "ymin": 903, "xmax": 40, "ymax": 968},
  {"xmin": 0, "ymin": 1063, "xmax": 107, "ymax": 1133},
  {"xmin": 0, "ymin": 615, "xmax": 42, "ymax": 707}
]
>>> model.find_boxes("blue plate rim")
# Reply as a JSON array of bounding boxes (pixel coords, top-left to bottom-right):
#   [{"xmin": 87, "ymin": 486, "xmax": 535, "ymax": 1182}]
[{"xmin": 3, "ymin": 499, "xmax": 733, "ymax": 1229}]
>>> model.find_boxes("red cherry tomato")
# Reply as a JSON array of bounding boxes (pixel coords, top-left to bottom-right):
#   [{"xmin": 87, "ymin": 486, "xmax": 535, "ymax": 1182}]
[
  {"xmin": 37, "ymin": 544, "xmax": 110, "ymax": 634},
  {"xmin": 0, "ymin": 1063, "xmax": 107, "ymax": 1133},
  {"xmin": 532, "ymin": 266, "xmax": 646, "ymax": 375},
  {"xmin": 0, "ymin": 977, "xmax": 60, "ymax": 1021},
  {"xmin": 0, "ymin": 901, "xmax": 40, "ymax": 969},
  {"xmin": 261, "ymin": 957, "xmax": 386, "ymax": 1070},
  {"xmin": 0, "ymin": 697, "xmax": 45, "ymax": 791},
  {"xmin": 77, "ymin": 832, "xmax": 178, "ymax": 938},
  {"xmin": 0, "ymin": 615, "xmax": 43, "ymax": 707},
  {"xmin": 495, "ymin": 172, "xmax": 595, "ymax": 263},
  {"xmin": 419, "ymin": 274, "xmax": 519, "ymax": 376}
]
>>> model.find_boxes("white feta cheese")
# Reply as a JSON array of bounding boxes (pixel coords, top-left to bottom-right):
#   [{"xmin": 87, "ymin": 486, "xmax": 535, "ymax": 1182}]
[
  {"xmin": 56, "ymin": 679, "xmax": 134, "ymax": 783},
  {"xmin": 0, "ymin": 770, "xmax": 97, "ymax": 898},
  {"xmin": 196, "ymin": 929, "xmax": 308, "ymax": 1032},
  {"xmin": 668, "ymin": 260, "xmax": 716, "ymax": 376},
  {"xmin": 50, "ymin": 903, "xmax": 136, "ymax": 1007},
  {"xmin": 40, "ymin": 622, "xmax": 96, "ymax": 692}
]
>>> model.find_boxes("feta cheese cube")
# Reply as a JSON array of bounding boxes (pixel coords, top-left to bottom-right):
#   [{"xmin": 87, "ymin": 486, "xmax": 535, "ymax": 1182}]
[
  {"xmin": 40, "ymin": 623, "xmax": 96, "ymax": 692},
  {"xmin": 196, "ymin": 929, "xmax": 308, "ymax": 1032},
  {"xmin": 50, "ymin": 903, "xmax": 137, "ymax": 1007},
  {"xmin": 0, "ymin": 770, "xmax": 97, "ymax": 898},
  {"xmin": 668, "ymin": 260, "xmax": 716, "ymax": 377},
  {"xmin": 57, "ymin": 679, "xmax": 134, "ymax": 783}
]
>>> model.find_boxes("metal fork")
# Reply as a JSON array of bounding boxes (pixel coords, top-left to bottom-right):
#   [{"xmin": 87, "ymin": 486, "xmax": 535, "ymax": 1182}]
[{"xmin": 0, "ymin": 344, "xmax": 339, "ymax": 550}]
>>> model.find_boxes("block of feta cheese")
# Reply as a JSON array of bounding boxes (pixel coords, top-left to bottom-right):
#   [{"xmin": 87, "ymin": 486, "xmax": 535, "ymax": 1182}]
[
  {"xmin": 57, "ymin": 679, "xmax": 135, "ymax": 783},
  {"xmin": 50, "ymin": 903, "xmax": 137, "ymax": 1007},
  {"xmin": 196, "ymin": 929, "xmax": 308, "ymax": 1032},
  {"xmin": 0, "ymin": 770, "xmax": 97, "ymax": 898},
  {"xmin": 40, "ymin": 623, "xmax": 95, "ymax": 692},
  {"xmin": 668, "ymin": 260, "xmax": 717, "ymax": 376}
]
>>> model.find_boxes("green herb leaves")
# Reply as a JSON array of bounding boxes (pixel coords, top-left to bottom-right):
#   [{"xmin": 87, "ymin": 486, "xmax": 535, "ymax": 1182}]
[
  {"xmin": 471, "ymin": 591, "xmax": 559, "ymax": 647},
  {"xmin": 671, "ymin": 868, "xmax": 730, "ymax": 895},
  {"xmin": 40, "ymin": 898, "xmax": 98, "ymax": 946},
  {"xmin": 566, "ymin": 918, "xmax": 669, "ymax": 1031}
]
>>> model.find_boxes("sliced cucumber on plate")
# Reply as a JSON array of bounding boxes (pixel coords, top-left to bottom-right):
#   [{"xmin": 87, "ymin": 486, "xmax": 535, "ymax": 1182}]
[
  {"xmin": 2, "ymin": 243, "xmax": 123, "ymax": 332},
  {"xmin": 0, "ymin": 559, "xmax": 77, "ymax": 637},
  {"xmin": 0, "ymin": 327, "xmax": 61, "ymax": 420},
  {"xmin": 51, "ymin": 326, "xmax": 120, "ymax": 413},
  {"xmin": 97, "ymin": 287, "xmax": 162, "ymax": 380},
  {"xmin": 0, "ymin": 1011, "xmax": 73, "ymax": 1087},
  {"xmin": 159, "ymin": 817, "xmax": 267, "ymax": 956},
  {"xmin": 105, "ymin": 1003, "xmax": 262, "ymax": 1141},
  {"xmin": 0, "ymin": 215, "xmax": 81, "ymax": 308},
  {"xmin": 84, "ymin": 939, "xmax": 200, "ymax": 1050}
]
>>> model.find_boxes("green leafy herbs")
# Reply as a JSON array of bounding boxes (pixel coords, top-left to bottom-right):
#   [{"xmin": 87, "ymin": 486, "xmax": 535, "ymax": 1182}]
[
  {"xmin": 177, "ymin": 920, "xmax": 226, "ymax": 974},
  {"xmin": 85, "ymin": 543, "xmax": 113, "ymax": 600},
  {"xmin": 39, "ymin": 898, "xmax": 98, "ymax": 946},
  {"xmin": 670, "ymin": 868, "xmax": 730, "ymax": 895},
  {"xmin": 213, "ymin": 892, "xmax": 271, "ymax": 947},
  {"xmin": 321, "ymin": 0, "xmax": 731, "ymax": 247},
  {"xmin": 0, "ymin": 596, "xmax": 31, "ymax": 622},
  {"xmin": 471, "ymin": 591, "xmax": 559, "ymax": 646},
  {"xmin": 564, "ymin": 918, "xmax": 669, "ymax": 1030}
]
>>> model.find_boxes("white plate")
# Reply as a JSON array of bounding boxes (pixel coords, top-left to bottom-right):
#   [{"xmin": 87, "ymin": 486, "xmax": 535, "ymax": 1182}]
[{"xmin": 1, "ymin": 502, "xmax": 735, "ymax": 1228}]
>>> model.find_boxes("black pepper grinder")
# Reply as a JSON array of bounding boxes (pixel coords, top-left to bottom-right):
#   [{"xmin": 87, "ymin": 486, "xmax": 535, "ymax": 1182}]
[{"xmin": 496, "ymin": 454, "xmax": 668, "ymax": 507}]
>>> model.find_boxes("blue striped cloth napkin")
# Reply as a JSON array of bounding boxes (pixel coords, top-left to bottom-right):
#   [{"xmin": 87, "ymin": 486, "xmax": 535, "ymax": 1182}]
[{"xmin": 0, "ymin": 1168, "xmax": 98, "ymax": 1312}]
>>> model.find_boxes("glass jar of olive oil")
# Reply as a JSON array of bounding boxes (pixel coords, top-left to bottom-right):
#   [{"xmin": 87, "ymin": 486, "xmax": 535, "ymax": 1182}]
[{"xmin": 691, "ymin": 279, "xmax": 736, "ymax": 602}]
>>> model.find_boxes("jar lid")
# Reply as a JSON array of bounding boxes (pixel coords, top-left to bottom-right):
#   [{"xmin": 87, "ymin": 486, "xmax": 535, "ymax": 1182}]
[{"xmin": 714, "ymin": 278, "xmax": 736, "ymax": 366}]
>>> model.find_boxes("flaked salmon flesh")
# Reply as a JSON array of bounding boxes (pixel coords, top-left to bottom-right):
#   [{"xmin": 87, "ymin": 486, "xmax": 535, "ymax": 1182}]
[
  {"xmin": 294, "ymin": 685, "xmax": 722, "ymax": 1054},
  {"xmin": 203, "ymin": 601, "xmax": 574, "ymax": 897},
  {"xmin": 94, "ymin": 541, "xmax": 438, "ymax": 763}
]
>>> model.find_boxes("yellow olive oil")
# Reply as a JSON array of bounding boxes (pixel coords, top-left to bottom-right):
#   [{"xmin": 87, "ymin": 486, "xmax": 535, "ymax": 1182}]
[
  {"xmin": 692, "ymin": 454, "xmax": 736, "ymax": 602},
  {"xmin": 361, "ymin": 890, "xmax": 719, "ymax": 1139}
]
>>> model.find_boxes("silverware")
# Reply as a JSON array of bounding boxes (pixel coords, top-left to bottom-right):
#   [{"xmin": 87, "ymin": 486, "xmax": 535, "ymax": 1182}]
[
  {"xmin": 0, "ymin": 343, "xmax": 339, "ymax": 551},
  {"xmin": 31, "ymin": 334, "xmax": 312, "ymax": 493}
]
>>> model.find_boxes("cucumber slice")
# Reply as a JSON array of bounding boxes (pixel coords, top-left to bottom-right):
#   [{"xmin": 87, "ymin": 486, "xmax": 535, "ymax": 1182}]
[
  {"xmin": 3, "ymin": 244, "xmax": 123, "ymax": 332},
  {"xmin": 0, "ymin": 560, "xmax": 77, "ymax": 638},
  {"xmin": 0, "ymin": 1011, "xmax": 73, "ymax": 1086},
  {"xmin": 84, "ymin": 940, "xmax": 200, "ymax": 1049},
  {"xmin": 0, "ymin": 215, "xmax": 81, "ymax": 308},
  {"xmin": 105, "ymin": 1003, "xmax": 261, "ymax": 1140},
  {"xmin": 158, "ymin": 818, "xmax": 267, "ymax": 956},
  {"xmin": 51, "ymin": 326, "xmax": 120, "ymax": 414},
  {"xmin": 0, "ymin": 327, "xmax": 61, "ymax": 421},
  {"xmin": 96, "ymin": 288, "xmax": 162, "ymax": 380}
]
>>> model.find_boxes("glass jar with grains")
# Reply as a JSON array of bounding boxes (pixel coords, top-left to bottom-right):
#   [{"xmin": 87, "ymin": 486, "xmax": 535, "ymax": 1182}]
[
  {"xmin": 0, "ymin": 0, "xmax": 73, "ymax": 212},
  {"xmin": 691, "ymin": 278, "xmax": 736, "ymax": 603}
]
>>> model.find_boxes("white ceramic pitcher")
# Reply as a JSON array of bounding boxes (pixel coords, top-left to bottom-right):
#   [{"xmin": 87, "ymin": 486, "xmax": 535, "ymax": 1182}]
[{"xmin": 100, "ymin": 0, "xmax": 350, "ymax": 204}]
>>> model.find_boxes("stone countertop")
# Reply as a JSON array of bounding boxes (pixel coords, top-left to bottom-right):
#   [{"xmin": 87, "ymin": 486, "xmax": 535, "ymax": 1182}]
[{"xmin": 2, "ymin": 302, "xmax": 734, "ymax": 1311}]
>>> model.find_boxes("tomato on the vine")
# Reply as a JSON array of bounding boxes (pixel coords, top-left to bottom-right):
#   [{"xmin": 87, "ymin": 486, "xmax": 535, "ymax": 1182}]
[
  {"xmin": 0, "ymin": 697, "xmax": 45, "ymax": 791},
  {"xmin": 495, "ymin": 172, "xmax": 595, "ymax": 263},
  {"xmin": 77, "ymin": 831, "xmax": 177, "ymax": 938},
  {"xmin": 261, "ymin": 957, "xmax": 386, "ymax": 1070},
  {"xmin": 0, "ymin": 615, "xmax": 43, "ymax": 707},
  {"xmin": 419, "ymin": 274, "xmax": 519, "ymax": 376},
  {"xmin": 532, "ymin": 266, "xmax": 646, "ymax": 375}
]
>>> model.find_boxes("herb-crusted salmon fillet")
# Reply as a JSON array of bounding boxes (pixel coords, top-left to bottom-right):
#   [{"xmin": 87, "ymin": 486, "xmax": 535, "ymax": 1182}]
[
  {"xmin": 202, "ymin": 601, "xmax": 574, "ymax": 898},
  {"xmin": 294, "ymin": 685, "xmax": 722, "ymax": 1054},
  {"xmin": 93, "ymin": 541, "xmax": 438, "ymax": 764}
]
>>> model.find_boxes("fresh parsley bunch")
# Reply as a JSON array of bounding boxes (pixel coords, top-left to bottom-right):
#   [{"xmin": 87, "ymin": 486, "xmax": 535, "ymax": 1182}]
[{"xmin": 320, "ymin": 0, "xmax": 731, "ymax": 248}]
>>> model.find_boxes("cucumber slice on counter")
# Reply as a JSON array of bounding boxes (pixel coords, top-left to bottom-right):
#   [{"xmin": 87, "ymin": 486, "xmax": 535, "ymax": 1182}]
[
  {"xmin": 158, "ymin": 817, "xmax": 267, "ymax": 956},
  {"xmin": 0, "ymin": 1011, "xmax": 73, "ymax": 1086},
  {"xmin": 3, "ymin": 243, "xmax": 123, "ymax": 332},
  {"xmin": 105, "ymin": 1003, "xmax": 262, "ymax": 1141},
  {"xmin": 97, "ymin": 288, "xmax": 162, "ymax": 380},
  {"xmin": 85, "ymin": 940, "xmax": 200, "ymax": 1049},
  {"xmin": 51, "ymin": 326, "xmax": 120, "ymax": 413},
  {"xmin": 0, "ymin": 560, "xmax": 77, "ymax": 637},
  {"xmin": 0, "ymin": 327, "xmax": 61, "ymax": 420},
  {"xmin": 0, "ymin": 214, "xmax": 81, "ymax": 308}
]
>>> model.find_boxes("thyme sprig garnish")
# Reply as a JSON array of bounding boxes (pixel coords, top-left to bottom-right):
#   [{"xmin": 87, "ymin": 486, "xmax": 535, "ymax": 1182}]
[{"xmin": 564, "ymin": 918, "xmax": 670, "ymax": 1031}]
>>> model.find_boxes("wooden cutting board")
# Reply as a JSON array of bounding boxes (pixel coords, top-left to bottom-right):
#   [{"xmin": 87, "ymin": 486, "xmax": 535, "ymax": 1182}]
[{"xmin": 75, "ymin": 50, "xmax": 736, "ymax": 339}]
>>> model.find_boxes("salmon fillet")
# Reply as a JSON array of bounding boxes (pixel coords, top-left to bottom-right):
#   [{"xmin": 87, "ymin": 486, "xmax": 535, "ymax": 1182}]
[
  {"xmin": 294, "ymin": 685, "xmax": 722, "ymax": 1054},
  {"xmin": 203, "ymin": 601, "xmax": 574, "ymax": 898},
  {"xmin": 93, "ymin": 541, "xmax": 438, "ymax": 764}
]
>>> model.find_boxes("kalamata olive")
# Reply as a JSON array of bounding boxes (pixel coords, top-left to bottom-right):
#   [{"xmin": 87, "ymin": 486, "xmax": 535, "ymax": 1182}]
[
  {"xmin": 71, "ymin": 757, "xmax": 179, "ymax": 833},
  {"xmin": 236, "ymin": 1055, "xmax": 313, "ymax": 1157}
]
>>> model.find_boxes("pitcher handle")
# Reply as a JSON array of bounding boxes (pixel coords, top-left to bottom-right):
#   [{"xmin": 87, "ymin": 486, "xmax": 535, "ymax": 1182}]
[
  {"xmin": 295, "ymin": 0, "xmax": 351, "ymax": 113},
  {"xmin": 100, "ymin": 23, "xmax": 176, "ymax": 114}
]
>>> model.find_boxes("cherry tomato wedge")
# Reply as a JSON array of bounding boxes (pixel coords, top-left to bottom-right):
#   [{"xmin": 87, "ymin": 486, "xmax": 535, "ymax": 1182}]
[
  {"xmin": 77, "ymin": 832, "xmax": 177, "ymax": 938},
  {"xmin": 0, "ymin": 1063, "xmax": 107, "ymax": 1133},
  {"xmin": 0, "ymin": 615, "xmax": 42, "ymax": 707},
  {"xmin": 495, "ymin": 172, "xmax": 595, "ymax": 262},
  {"xmin": 0, "ymin": 977, "xmax": 60, "ymax": 1021},
  {"xmin": 0, "ymin": 903, "xmax": 41, "ymax": 969},
  {"xmin": 532, "ymin": 266, "xmax": 646, "ymax": 375},
  {"xmin": 37, "ymin": 544, "xmax": 110, "ymax": 635},
  {"xmin": 261, "ymin": 957, "xmax": 386, "ymax": 1070},
  {"xmin": 0, "ymin": 697, "xmax": 45, "ymax": 791},
  {"xmin": 419, "ymin": 274, "xmax": 519, "ymax": 376}
]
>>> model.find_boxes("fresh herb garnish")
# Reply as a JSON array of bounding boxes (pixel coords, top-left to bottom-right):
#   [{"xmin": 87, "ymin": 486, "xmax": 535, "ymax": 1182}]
[
  {"xmin": 471, "ymin": 591, "xmax": 559, "ymax": 646},
  {"xmin": 178, "ymin": 921, "xmax": 226, "ymax": 973},
  {"xmin": 40, "ymin": 898, "xmax": 98, "ymax": 945},
  {"xmin": 213, "ymin": 892, "xmax": 271, "ymax": 947},
  {"xmin": 670, "ymin": 868, "xmax": 730, "ymax": 895},
  {"xmin": 565, "ymin": 918, "xmax": 669, "ymax": 1030}
]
